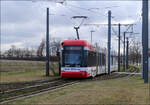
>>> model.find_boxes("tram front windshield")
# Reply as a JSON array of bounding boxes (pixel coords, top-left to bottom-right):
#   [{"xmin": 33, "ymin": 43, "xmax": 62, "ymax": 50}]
[{"xmin": 63, "ymin": 46, "xmax": 82, "ymax": 67}]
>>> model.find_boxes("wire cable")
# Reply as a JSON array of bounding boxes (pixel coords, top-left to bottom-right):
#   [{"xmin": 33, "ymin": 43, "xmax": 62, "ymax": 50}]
[{"xmin": 66, "ymin": 4, "xmax": 106, "ymax": 17}]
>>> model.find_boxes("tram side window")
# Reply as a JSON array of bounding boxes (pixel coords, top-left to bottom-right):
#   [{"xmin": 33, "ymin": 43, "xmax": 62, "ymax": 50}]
[
  {"xmin": 87, "ymin": 51, "xmax": 97, "ymax": 67},
  {"xmin": 98, "ymin": 53, "xmax": 100, "ymax": 66},
  {"xmin": 102, "ymin": 53, "xmax": 106, "ymax": 66},
  {"xmin": 99, "ymin": 53, "xmax": 102, "ymax": 66},
  {"xmin": 111, "ymin": 55, "xmax": 114, "ymax": 65},
  {"xmin": 83, "ymin": 51, "xmax": 88, "ymax": 67}
]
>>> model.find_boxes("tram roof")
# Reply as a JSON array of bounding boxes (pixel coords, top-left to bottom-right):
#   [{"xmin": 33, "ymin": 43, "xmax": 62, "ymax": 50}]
[{"xmin": 62, "ymin": 40, "xmax": 94, "ymax": 51}]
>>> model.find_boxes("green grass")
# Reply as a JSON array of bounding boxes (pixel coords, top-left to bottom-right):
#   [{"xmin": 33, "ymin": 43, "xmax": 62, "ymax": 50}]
[
  {"xmin": 6, "ymin": 75, "xmax": 150, "ymax": 105},
  {"xmin": 120, "ymin": 65, "xmax": 141, "ymax": 73}
]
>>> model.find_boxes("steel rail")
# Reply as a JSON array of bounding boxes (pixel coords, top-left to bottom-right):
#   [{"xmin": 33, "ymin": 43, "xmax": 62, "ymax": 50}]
[
  {"xmin": 0, "ymin": 81, "xmax": 79, "ymax": 104},
  {"xmin": 0, "ymin": 77, "xmax": 61, "ymax": 85},
  {"xmin": 0, "ymin": 79, "xmax": 63, "ymax": 94}
]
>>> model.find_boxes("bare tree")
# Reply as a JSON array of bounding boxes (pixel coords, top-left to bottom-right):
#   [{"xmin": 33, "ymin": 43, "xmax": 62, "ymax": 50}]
[
  {"xmin": 4, "ymin": 45, "xmax": 16, "ymax": 57},
  {"xmin": 11, "ymin": 45, "xmax": 16, "ymax": 57},
  {"xmin": 1, "ymin": 44, "xmax": 39, "ymax": 58},
  {"xmin": 24, "ymin": 48, "xmax": 29, "ymax": 57},
  {"xmin": 15, "ymin": 48, "xmax": 20, "ymax": 58},
  {"xmin": 30, "ymin": 46, "xmax": 37, "ymax": 57},
  {"xmin": 129, "ymin": 39, "xmax": 142, "ymax": 65},
  {"xmin": 37, "ymin": 39, "xmax": 45, "ymax": 57},
  {"xmin": 50, "ymin": 37, "xmax": 62, "ymax": 56}
]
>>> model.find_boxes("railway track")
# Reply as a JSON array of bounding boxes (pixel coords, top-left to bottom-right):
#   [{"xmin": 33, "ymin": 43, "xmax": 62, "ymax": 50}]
[
  {"xmin": 0, "ymin": 72, "xmax": 137, "ymax": 104},
  {"xmin": 0, "ymin": 78, "xmax": 79, "ymax": 103},
  {"xmin": 0, "ymin": 77, "xmax": 61, "ymax": 92}
]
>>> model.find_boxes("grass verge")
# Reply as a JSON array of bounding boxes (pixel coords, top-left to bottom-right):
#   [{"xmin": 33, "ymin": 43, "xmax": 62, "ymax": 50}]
[
  {"xmin": 6, "ymin": 75, "xmax": 150, "ymax": 105},
  {"xmin": 120, "ymin": 65, "xmax": 141, "ymax": 73}
]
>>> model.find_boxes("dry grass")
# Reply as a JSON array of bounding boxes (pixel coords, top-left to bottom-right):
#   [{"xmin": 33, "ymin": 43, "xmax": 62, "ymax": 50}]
[
  {"xmin": 1, "ymin": 70, "xmax": 47, "ymax": 83},
  {"xmin": 0, "ymin": 60, "xmax": 45, "ymax": 71},
  {"xmin": 0, "ymin": 60, "xmax": 59, "ymax": 83},
  {"xmin": 7, "ymin": 75, "xmax": 150, "ymax": 105}
]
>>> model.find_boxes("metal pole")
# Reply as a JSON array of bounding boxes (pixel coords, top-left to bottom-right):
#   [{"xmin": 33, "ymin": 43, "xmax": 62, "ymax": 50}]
[
  {"xmin": 91, "ymin": 31, "xmax": 92, "ymax": 44},
  {"xmin": 142, "ymin": 24, "xmax": 144, "ymax": 79},
  {"xmin": 126, "ymin": 37, "xmax": 129, "ymax": 69},
  {"xmin": 108, "ymin": 10, "xmax": 111, "ymax": 75},
  {"xmin": 142, "ymin": 32, "xmax": 144, "ymax": 79},
  {"xmin": 123, "ymin": 32, "xmax": 126, "ymax": 71},
  {"xmin": 91, "ymin": 30, "xmax": 95, "ymax": 44},
  {"xmin": 46, "ymin": 8, "xmax": 50, "ymax": 76},
  {"xmin": 142, "ymin": 0, "xmax": 149, "ymax": 83},
  {"xmin": 56, "ymin": 48, "xmax": 61, "ymax": 76},
  {"xmin": 74, "ymin": 27, "xmax": 80, "ymax": 40},
  {"xmin": 118, "ymin": 23, "xmax": 121, "ymax": 72}
]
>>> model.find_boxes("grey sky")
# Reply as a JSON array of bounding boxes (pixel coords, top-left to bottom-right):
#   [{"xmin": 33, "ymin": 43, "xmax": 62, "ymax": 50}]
[{"xmin": 1, "ymin": 1, "xmax": 149, "ymax": 52}]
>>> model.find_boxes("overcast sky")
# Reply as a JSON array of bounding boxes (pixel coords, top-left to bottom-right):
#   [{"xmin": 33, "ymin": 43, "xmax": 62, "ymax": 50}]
[{"xmin": 1, "ymin": 1, "xmax": 150, "ymax": 52}]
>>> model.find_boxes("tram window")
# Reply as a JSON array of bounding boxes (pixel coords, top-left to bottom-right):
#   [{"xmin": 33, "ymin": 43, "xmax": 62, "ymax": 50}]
[
  {"xmin": 62, "ymin": 50, "xmax": 82, "ymax": 67},
  {"xmin": 65, "ymin": 46, "xmax": 82, "ymax": 50},
  {"xmin": 87, "ymin": 51, "xmax": 97, "ymax": 67},
  {"xmin": 102, "ymin": 53, "xmax": 106, "ymax": 66},
  {"xmin": 99, "ymin": 53, "xmax": 102, "ymax": 66},
  {"xmin": 111, "ymin": 55, "xmax": 113, "ymax": 65},
  {"xmin": 83, "ymin": 51, "xmax": 88, "ymax": 67}
]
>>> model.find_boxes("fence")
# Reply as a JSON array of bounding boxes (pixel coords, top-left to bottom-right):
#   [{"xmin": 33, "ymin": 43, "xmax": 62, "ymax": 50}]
[{"xmin": 0, "ymin": 56, "xmax": 59, "ymax": 62}]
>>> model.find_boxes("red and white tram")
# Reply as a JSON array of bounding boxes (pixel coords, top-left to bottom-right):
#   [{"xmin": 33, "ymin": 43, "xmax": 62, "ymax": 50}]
[{"xmin": 60, "ymin": 40, "xmax": 117, "ymax": 78}]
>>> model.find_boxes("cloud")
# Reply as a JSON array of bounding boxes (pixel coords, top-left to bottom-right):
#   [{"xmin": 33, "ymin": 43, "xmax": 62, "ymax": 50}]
[{"xmin": 1, "ymin": 1, "xmax": 143, "ymax": 52}]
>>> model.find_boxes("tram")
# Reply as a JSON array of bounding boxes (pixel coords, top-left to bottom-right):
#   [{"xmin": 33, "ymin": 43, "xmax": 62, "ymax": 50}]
[{"xmin": 60, "ymin": 40, "xmax": 117, "ymax": 78}]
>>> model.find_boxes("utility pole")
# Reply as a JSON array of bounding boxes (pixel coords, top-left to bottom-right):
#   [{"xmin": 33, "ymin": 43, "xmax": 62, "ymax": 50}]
[
  {"xmin": 46, "ymin": 8, "xmax": 50, "ymax": 76},
  {"xmin": 90, "ymin": 30, "xmax": 95, "ymax": 44},
  {"xmin": 84, "ymin": 23, "xmax": 134, "ymax": 73},
  {"xmin": 74, "ymin": 27, "xmax": 80, "ymax": 40},
  {"xmin": 108, "ymin": 10, "xmax": 111, "ymax": 75},
  {"xmin": 126, "ymin": 37, "xmax": 129, "ymax": 69},
  {"xmin": 118, "ymin": 23, "xmax": 121, "ymax": 72},
  {"xmin": 123, "ymin": 32, "xmax": 126, "ymax": 71},
  {"xmin": 142, "ymin": 0, "xmax": 149, "ymax": 83},
  {"xmin": 142, "ymin": 24, "xmax": 144, "ymax": 79}
]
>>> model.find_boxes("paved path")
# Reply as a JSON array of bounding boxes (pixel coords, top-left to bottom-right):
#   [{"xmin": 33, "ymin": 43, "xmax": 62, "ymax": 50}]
[{"xmin": 115, "ymin": 72, "xmax": 141, "ymax": 75}]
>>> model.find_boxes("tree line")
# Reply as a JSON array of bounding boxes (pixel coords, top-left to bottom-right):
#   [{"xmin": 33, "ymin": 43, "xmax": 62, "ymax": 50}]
[
  {"xmin": 0, "ymin": 38, "xmax": 149, "ymax": 64},
  {"xmin": 1, "ymin": 37, "xmax": 62, "ymax": 58}
]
